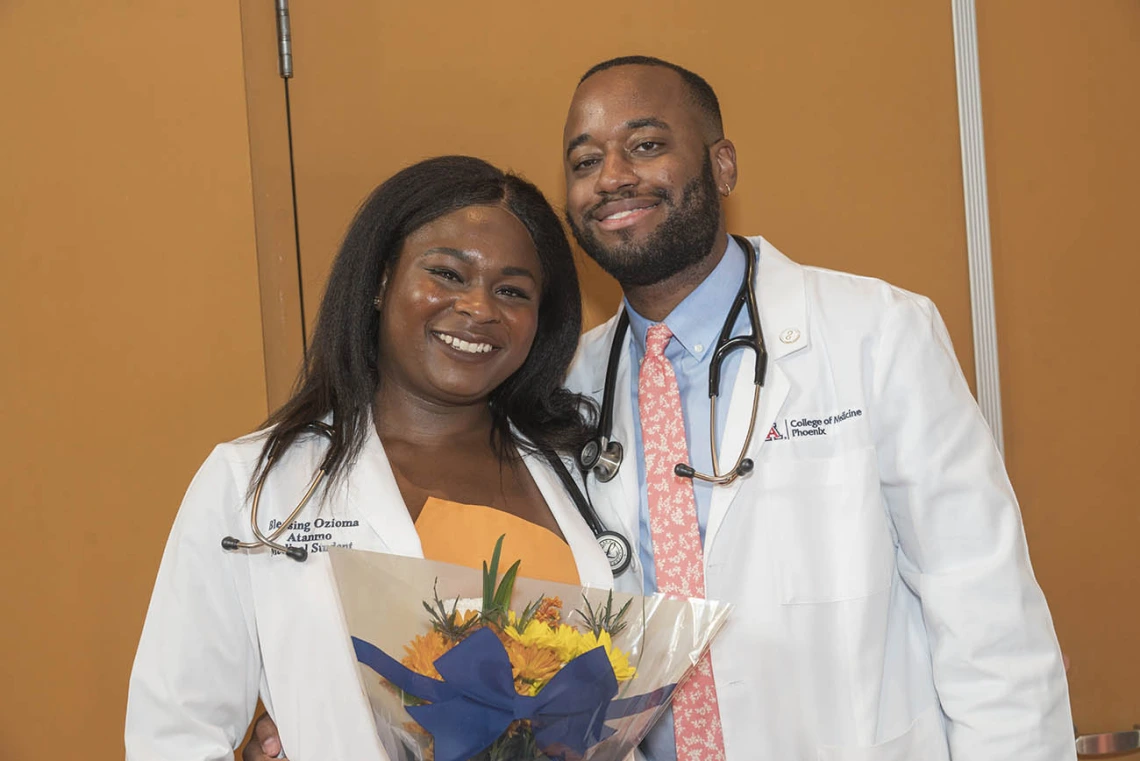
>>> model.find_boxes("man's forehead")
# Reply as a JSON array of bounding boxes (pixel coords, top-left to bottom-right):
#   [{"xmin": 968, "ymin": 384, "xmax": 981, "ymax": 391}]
[
  {"xmin": 573, "ymin": 65, "xmax": 684, "ymax": 107},
  {"xmin": 564, "ymin": 65, "xmax": 688, "ymax": 137}
]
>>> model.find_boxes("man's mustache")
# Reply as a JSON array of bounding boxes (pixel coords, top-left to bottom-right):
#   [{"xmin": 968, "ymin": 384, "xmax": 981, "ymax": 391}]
[{"xmin": 586, "ymin": 187, "xmax": 671, "ymax": 219}]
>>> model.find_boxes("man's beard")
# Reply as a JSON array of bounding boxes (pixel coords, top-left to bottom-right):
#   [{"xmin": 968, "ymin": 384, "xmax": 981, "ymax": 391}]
[{"xmin": 566, "ymin": 153, "xmax": 721, "ymax": 288}]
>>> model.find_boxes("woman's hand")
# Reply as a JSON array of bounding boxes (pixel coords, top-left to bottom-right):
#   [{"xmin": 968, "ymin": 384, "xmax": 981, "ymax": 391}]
[{"xmin": 242, "ymin": 713, "xmax": 286, "ymax": 761}]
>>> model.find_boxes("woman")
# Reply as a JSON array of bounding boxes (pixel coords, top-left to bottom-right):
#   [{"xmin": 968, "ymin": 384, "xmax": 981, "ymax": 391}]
[{"xmin": 125, "ymin": 156, "xmax": 613, "ymax": 760}]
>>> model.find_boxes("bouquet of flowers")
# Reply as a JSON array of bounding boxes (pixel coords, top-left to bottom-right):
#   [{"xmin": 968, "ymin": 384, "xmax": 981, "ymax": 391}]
[{"xmin": 329, "ymin": 539, "xmax": 731, "ymax": 761}]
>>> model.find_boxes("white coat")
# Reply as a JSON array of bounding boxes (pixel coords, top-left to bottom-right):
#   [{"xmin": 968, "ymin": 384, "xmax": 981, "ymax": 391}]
[
  {"xmin": 125, "ymin": 425, "xmax": 614, "ymax": 761},
  {"xmin": 566, "ymin": 236, "xmax": 1076, "ymax": 761}
]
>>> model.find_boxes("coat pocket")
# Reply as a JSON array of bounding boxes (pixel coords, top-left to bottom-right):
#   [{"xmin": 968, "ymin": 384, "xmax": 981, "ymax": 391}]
[
  {"xmin": 764, "ymin": 447, "xmax": 895, "ymax": 604},
  {"xmin": 817, "ymin": 705, "xmax": 950, "ymax": 761}
]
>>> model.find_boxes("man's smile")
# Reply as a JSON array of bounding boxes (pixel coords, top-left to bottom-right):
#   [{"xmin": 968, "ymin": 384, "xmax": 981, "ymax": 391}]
[{"xmin": 592, "ymin": 197, "xmax": 663, "ymax": 232}]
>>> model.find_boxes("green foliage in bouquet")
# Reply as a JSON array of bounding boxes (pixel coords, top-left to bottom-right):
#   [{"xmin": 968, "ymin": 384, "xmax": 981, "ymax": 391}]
[
  {"xmin": 576, "ymin": 588, "xmax": 633, "ymax": 638},
  {"xmin": 481, "ymin": 535, "xmax": 522, "ymax": 628},
  {"xmin": 422, "ymin": 581, "xmax": 481, "ymax": 641}
]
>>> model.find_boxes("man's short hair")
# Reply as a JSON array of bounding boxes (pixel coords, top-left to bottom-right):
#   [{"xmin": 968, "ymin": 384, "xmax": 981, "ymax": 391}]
[{"xmin": 578, "ymin": 55, "xmax": 724, "ymax": 139}]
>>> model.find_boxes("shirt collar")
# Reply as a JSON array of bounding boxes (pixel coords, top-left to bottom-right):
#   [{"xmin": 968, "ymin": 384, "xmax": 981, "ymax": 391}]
[{"xmin": 625, "ymin": 235, "xmax": 747, "ymax": 361}]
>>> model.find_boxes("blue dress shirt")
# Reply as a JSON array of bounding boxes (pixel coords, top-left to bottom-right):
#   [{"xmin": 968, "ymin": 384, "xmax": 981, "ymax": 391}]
[{"xmin": 625, "ymin": 235, "xmax": 752, "ymax": 761}]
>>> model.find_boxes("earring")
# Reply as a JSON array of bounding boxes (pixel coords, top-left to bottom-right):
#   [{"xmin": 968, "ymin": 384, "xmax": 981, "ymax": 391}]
[
  {"xmin": 373, "ymin": 295, "xmax": 382, "ymax": 310},
  {"xmin": 723, "ymin": 184, "xmax": 732, "ymax": 197}
]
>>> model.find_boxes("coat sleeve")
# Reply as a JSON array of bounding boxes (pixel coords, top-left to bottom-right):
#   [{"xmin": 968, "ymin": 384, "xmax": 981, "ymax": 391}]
[
  {"xmin": 125, "ymin": 446, "xmax": 263, "ymax": 761},
  {"xmin": 869, "ymin": 294, "xmax": 1075, "ymax": 760}
]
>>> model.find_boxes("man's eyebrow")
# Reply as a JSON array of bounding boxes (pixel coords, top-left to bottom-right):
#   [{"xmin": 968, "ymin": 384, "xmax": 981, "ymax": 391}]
[
  {"xmin": 566, "ymin": 133, "xmax": 591, "ymax": 158},
  {"xmin": 565, "ymin": 117, "xmax": 673, "ymax": 159},
  {"xmin": 626, "ymin": 117, "xmax": 671, "ymax": 132}
]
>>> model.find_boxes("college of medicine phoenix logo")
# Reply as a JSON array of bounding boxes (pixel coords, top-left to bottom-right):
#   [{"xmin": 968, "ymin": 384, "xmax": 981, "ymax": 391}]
[{"xmin": 765, "ymin": 422, "xmax": 786, "ymax": 441}]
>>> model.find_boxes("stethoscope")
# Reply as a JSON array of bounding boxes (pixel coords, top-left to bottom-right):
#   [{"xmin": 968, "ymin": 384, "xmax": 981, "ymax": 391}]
[
  {"xmin": 221, "ymin": 421, "xmax": 336, "ymax": 563},
  {"xmin": 218, "ymin": 421, "xmax": 636, "ymax": 576},
  {"xmin": 578, "ymin": 234, "xmax": 768, "ymax": 487}
]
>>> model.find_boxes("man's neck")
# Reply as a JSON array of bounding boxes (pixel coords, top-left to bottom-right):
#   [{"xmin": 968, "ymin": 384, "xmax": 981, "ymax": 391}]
[{"xmin": 623, "ymin": 234, "xmax": 730, "ymax": 322}]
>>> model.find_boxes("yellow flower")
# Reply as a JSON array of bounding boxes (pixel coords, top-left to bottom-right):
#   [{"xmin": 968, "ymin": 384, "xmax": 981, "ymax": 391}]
[
  {"xmin": 504, "ymin": 639, "xmax": 563, "ymax": 694},
  {"xmin": 549, "ymin": 624, "xmax": 587, "ymax": 662},
  {"xmin": 504, "ymin": 619, "xmax": 554, "ymax": 648},
  {"xmin": 401, "ymin": 630, "xmax": 455, "ymax": 680},
  {"xmin": 578, "ymin": 629, "xmax": 637, "ymax": 683}
]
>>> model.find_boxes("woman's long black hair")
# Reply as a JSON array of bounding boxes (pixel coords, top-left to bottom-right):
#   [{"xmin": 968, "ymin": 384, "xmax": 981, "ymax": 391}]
[{"xmin": 250, "ymin": 155, "xmax": 593, "ymax": 493}]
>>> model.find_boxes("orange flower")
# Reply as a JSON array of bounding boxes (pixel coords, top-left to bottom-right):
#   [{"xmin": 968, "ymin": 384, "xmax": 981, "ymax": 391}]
[
  {"xmin": 401, "ymin": 630, "xmax": 455, "ymax": 680},
  {"xmin": 504, "ymin": 639, "xmax": 563, "ymax": 695},
  {"xmin": 533, "ymin": 596, "xmax": 563, "ymax": 626}
]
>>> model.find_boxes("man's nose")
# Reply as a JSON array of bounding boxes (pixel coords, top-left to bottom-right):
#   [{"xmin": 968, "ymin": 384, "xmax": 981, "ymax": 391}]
[{"xmin": 596, "ymin": 152, "xmax": 637, "ymax": 194}]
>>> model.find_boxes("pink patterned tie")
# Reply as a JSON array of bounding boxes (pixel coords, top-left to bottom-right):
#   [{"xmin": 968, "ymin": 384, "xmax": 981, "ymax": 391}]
[{"xmin": 638, "ymin": 323, "xmax": 726, "ymax": 761}]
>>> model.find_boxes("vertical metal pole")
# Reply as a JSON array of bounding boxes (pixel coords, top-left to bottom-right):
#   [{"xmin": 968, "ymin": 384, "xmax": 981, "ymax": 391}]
[
  {"xmin": 276, "ymin": 0, "xmax": 293, "ymax": 79},
  {"xmin": 275, "ymin": 0, "xmax": 307, "ymax": 354},
  {"xmin": 951, "ymin": 0, "xmax": 1005, "ymax": 456}
]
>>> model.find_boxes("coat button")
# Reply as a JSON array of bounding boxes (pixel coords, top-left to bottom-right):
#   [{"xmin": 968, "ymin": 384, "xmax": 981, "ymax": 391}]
[{"xmin": 780, "ymin": 328, "xmax": 801, "ymax": 344}]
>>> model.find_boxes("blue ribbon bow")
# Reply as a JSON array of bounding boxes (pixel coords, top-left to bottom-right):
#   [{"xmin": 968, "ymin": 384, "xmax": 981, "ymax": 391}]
[{"xmin": 352, "ymin": 627, "xmax": 673, "ymax": 761}]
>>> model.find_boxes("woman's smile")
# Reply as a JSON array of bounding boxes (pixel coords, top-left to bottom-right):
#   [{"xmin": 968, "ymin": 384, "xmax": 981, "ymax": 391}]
[{"xmin": 432, "ymin": 330, "xmax": 496, "ymax": 356}]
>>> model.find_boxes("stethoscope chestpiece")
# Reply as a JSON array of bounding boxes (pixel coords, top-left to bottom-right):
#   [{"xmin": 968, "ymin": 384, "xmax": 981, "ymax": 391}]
[
  {"xmin": 596, "ymin": 530, "xmax": 633, "ymax": 576},
  {"xmin": 579, "ymin": 438, "xmax": 623, "ymax": 483}
]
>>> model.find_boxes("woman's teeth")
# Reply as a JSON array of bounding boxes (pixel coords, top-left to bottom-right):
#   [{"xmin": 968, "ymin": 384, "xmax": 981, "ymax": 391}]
[{"xmin": 436, "ymin": 333, "xmax": 493, "ymax": 354}]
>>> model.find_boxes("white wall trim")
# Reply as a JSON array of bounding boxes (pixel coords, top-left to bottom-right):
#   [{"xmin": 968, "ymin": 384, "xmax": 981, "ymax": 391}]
[{"xmin": 951, "ymin": 0, "xmax": 1005, "ymax": 455}]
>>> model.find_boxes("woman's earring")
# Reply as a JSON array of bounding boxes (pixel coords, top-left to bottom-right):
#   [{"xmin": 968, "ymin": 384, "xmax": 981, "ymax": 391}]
[{"xmin": 373, "ymin": 295, "xmax": 382, "ymax": 310}]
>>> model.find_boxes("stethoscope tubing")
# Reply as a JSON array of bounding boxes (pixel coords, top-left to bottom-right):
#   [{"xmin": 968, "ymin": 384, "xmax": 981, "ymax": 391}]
[
  {"xmin": 221, "ymin": 422, "xmax": 335, "ymax": 562},
  {"xmin": 580, "ymin": 235, "xmax": 767, "ymax": 486}
]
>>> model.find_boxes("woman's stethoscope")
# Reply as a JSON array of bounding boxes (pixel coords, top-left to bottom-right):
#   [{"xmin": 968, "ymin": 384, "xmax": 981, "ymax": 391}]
[
  {"xmin": 221, "ymin": 421, "xmax": 336, "ymax": 564},
  {"xmin": 222, "ymin": 236, "xmax": 766, "ymax": 578}
]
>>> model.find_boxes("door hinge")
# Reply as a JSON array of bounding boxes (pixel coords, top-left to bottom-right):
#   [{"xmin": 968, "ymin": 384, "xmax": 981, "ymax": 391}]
[{"xmin": 276, "ymin": 0, "xmax": 293, "ymax": 79}]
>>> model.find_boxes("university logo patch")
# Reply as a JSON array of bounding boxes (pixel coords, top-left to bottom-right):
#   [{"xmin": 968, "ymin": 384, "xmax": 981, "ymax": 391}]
[{"xmin": 765, "ymin": 423, "xmax": 785, "ymax": 441}]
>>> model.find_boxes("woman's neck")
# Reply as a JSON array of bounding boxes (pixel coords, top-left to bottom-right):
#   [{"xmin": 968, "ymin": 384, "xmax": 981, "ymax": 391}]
[{"xmin": 372, "ymin": 383, "xmax": 495, "ymax": 450}]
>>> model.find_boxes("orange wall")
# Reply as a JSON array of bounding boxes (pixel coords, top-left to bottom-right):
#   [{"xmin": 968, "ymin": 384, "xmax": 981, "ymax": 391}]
[
  {"xmin": 2, "ymin": 3, "xmax": 1137, "ymax": 759},
  {"xmin": 978, "ymin": 0, "xmax": 1140, "ymax": 733},
  {"xmin": 273, "ymin": 1, "xmax": 975, "ymax": 395},
  {"xmin": 0, "ymin": 3, "xmax": 266, "ymax": 759}
]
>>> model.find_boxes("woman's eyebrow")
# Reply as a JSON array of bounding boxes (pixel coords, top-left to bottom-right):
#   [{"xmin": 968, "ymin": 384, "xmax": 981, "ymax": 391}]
[
  {"xmin": 419, "ymin": 246, "xmax": 470, "ymax": 261},
  {"xmin": 421, "ymin": 248, "xmax": 537, "ymax": 281}
]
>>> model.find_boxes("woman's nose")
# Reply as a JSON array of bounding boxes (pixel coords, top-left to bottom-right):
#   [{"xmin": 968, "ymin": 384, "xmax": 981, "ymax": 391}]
[{"xmin": 453, "ymin": 285, "xmax": 498, "ymax": 322}]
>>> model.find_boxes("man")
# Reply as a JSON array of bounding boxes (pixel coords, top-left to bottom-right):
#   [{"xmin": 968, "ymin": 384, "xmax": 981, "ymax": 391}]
[{"xmin": 246, "ymin": 56, "xmax": 1075, "ymax": 760}]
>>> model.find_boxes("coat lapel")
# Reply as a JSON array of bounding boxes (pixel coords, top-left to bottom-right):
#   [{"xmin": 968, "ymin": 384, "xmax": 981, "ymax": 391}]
[
  {"xmin": 523, "ymin": 453, "xmax": 613, "ymax": 589},
  {"xmin": 706, "ymin": 237, "xmax": 808, "ymax": 552},
  {"xmin": 343, "ymin": 427, "xmax": 425, "ymax": 559}
]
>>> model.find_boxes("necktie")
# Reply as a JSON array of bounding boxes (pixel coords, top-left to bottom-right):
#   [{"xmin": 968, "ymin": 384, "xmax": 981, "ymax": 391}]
[{"xmin": 638, "ymin": 323, "xmax": 726, "ymax": 761}]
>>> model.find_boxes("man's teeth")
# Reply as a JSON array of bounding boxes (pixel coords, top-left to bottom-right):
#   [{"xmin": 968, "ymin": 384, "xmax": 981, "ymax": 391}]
[
  {"xmin": 604, "ymin": 206, "xmax": 652, "ymax": 221},
  {"xmin": 437, "ymin": 333, "xmax": 493, "ymax": 354}
]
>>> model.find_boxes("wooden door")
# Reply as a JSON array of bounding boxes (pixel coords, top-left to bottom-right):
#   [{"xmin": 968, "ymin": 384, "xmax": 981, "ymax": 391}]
[{"xmin": 238, "ymin": 0, "xmax": 1139, "ymax": 737}]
